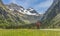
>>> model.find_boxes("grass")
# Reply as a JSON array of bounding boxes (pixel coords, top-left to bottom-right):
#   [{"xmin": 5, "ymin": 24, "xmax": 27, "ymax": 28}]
[{"xmin": 0, "ymin": 29, "xmax": 60, "ymax": 36}]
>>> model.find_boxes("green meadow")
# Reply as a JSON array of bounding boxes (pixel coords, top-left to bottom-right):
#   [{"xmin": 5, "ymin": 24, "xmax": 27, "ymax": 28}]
[{"xmin": 0, "ymin": 29, "xmax": 60, "ymax": 36}]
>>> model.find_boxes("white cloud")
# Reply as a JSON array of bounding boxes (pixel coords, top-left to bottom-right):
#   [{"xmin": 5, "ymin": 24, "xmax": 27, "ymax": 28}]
[
  {"xmin": 34, "ymin": 0, "xmax": 53, "ymax": 14},
  {"xmin": 11, "ymin": 0, "xmax": 17, "ymax": 3},
  {"xmin": 37, "ymin": 0, "xmax": 53, "ymax": 8}
]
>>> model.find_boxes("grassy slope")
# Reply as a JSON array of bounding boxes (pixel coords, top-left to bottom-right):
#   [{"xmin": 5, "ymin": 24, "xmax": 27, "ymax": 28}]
[{"xmin": 0, "ymin": 29, "xmax": 60, "ymax": 36}]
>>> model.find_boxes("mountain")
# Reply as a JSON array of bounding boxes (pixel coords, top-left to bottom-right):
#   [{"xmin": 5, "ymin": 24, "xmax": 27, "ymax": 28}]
[
  {"xmin": 6, "ymin": 3, "xmax": 39, "ymax": 15},
  {"xmin": 26, "ymin": 8, "xmax": 38, "ymax": 15},
  {"xmin": 41, "ymin": 0, "xmax": 60, "ymax": 28},
  {"xmin": 0, "ymin": 0, "xmax": 42, "ymax": 29},
  {"xmin": 6, "ymin": 3, "xmax": 42, "ymax": 23},
  {"xmin": 27, "ymin": 8, "xmax": 38, "ymax": 14}
]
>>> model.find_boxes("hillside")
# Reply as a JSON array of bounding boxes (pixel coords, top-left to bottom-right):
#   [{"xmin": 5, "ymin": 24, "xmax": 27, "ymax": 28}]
[
  {"xmin": 41, "ymin": 0, "xmax": 60, "ymax": 28},
  {"xmin": 0, "ymin": 0, "xmax": 42, "ymax": 29},
  {"xmin": 0, "ymin": 0, "xmax": 27, "ymax": 28}
]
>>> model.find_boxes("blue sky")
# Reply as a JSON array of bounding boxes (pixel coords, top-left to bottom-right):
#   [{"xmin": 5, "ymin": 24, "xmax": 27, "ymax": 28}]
[{"xmin": 2, "ymin": 0, "xmax": 53, "ymax": 14}]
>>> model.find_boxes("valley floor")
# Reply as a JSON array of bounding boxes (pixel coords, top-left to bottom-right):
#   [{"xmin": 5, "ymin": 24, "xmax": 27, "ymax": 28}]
[{"xmin": 0, "ymin": 29, "xmax": 60, "ymax": 36}]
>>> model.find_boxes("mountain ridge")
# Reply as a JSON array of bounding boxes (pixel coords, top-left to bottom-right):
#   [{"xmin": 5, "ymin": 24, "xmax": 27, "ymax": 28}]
[{"xmin": 6, "ymin": 3, "xmax": 40, "ymax": 16}]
